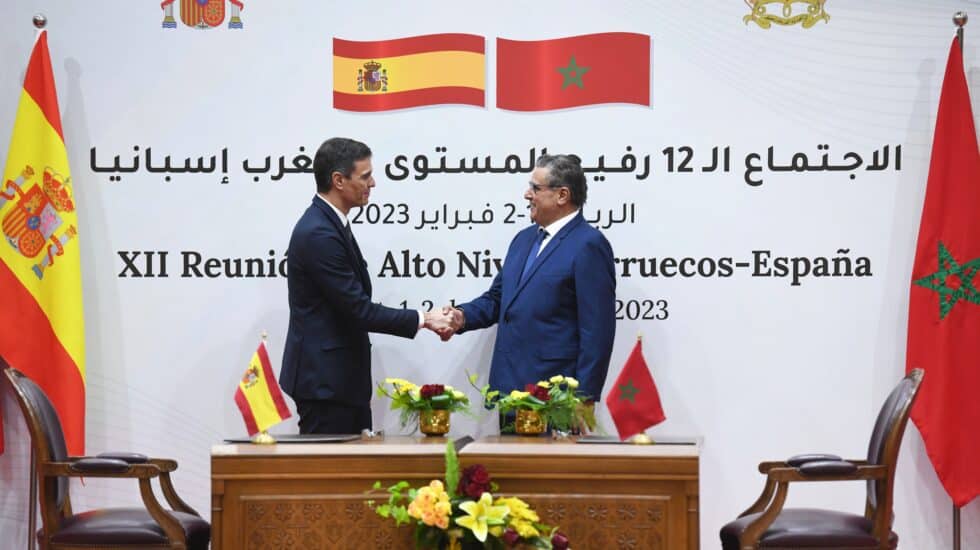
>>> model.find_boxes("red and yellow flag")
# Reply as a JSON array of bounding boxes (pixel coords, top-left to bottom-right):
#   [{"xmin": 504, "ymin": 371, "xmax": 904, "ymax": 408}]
[
  {"xmin": 234, "ymin": 341, "xmax": 291, "ymax": 436},
  {"xmin": 333, "ymin": 33, "xmax": 485, "ymax": 112},
  {"xmin": 0, "ymin": 30, "xmax": 85, "ymax": 455}
]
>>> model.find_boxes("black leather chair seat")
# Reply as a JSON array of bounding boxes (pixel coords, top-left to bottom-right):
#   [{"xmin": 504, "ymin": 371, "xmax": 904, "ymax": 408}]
[
  {"xmin": 48, "ymin": 507, "xmax": 210, "ymax": 549},
  {"xmin": 720, "ymin": 508, "xmax": 898, "ymax": 549}
]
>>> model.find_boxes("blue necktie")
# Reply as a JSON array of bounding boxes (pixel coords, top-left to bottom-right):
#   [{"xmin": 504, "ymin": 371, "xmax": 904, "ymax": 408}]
[{"xmin": 520, "ymin": 228, "xmax": 547, "ymax": 284}]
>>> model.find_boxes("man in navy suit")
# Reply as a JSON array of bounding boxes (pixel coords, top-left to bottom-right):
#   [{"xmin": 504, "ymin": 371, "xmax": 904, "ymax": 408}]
[
  {"xmin": 280, "ymin": 137, "xmax": 452, "ymax": 434},
  {"xmin": 448, "ymin": 154, "xmax": 617, "ymax": 409}
]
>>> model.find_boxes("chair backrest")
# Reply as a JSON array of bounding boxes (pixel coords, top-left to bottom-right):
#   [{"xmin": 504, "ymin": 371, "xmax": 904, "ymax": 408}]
[
  {"xmin": 2, "ymin": 362, "xmax": 71, "ymax": 517},
  {"xmin": 864, "ymin": 368, "xmax": 924, "ymax": 523}
]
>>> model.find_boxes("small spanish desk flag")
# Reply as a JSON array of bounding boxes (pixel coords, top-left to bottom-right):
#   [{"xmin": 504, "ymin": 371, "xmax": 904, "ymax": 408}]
[
  {"xmin": 333, "ymin": 33, "xmax": 485, "ymax": 111},
  {"xmin": 605, "ymin": 339, "xmax": 665, "ymax": 440},
  {"xmin": 234, "ymin": 340, "xmax": 291, "ymax": 436}
]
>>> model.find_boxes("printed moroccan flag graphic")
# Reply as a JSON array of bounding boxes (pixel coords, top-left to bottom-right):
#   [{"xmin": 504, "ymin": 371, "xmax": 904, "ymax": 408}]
[
  {"xmin": 0, "ymin": 30, "xmax": 85, "ymax": 455},
  {"xmin": 234, "ymin": 340, "xmax": 291, "ymax": 436},
  {"xmin": 333, "ymin": 33, "xmax": 485, "ymax": 112},
  {"xmin": 497, "ymin": 32, "xmax": 650, "ymax": 111},
  {"xmin": 906, "ymin": 38, "xmax": 980, "ymax": 508}
]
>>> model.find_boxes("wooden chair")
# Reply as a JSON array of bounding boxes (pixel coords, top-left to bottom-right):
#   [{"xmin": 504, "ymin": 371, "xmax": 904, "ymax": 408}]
[
  {"xmin": 3, "ymin": 363, "xmax": 210, "ymax": 549},
  {"xmin": 720, "ymin": 368, "xmax": 924, "ymax": 550}
]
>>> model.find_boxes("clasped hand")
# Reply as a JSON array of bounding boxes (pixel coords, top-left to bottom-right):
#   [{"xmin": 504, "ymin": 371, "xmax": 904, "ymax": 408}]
[{"xmin": 423, "ymin": 306, "xmax": 465, "ymax": 341}]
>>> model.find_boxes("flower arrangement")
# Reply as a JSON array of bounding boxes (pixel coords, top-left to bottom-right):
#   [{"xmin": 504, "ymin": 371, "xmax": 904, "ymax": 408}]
[
  {"xmin": 377, "ymin": 378, "xmax": 471, "ymax": 434},
  {"xmin": 368, "ymin": 441, "xmax": 570, "ymax": 549},
  {"xmin": 470, "ymin": 374, "xmax": 596, "ymax": 435}
]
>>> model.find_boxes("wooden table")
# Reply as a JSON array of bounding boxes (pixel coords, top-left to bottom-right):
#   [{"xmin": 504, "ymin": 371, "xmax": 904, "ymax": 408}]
[
  {"xmin": 460, "ymin": 436, "xmax": 700, "ymax": 550},
  {"xmin": 211, "ymin": 436, "xmax": 453, "ymax": 549},
  {"xmin": 211, "ymin": 435, "xmax": 699, "ymax": 549}
]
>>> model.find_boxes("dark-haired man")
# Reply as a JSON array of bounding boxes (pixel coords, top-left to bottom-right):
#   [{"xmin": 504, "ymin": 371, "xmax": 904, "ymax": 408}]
[
  {"xmin": 280, "ymin": 137, "xmax": 452, "ymax": 434},
  {"xmin": 445, "ymin": 154, "xmax": 617, "ymax": 414}
]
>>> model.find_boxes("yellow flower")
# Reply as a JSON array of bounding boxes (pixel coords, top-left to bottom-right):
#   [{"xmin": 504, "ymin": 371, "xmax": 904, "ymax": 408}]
[
  {"xmin": 494, "ymin": 497, "xmax": 541, "ymax": 537},
  {"xmin": 549, "ymin": 374, "xmax": 565, "ymax": 383},
  {"xmin": 509, "ymin": 390, "xmax": 530, "ymax": 399},
  {"xmin": 451, "ymin": 390, "xmax": 467, "ymax": 401},
  {"xmin": 537, "ymin": 380, "xmax": 551, "ymax": 388},
  {"xmin": 565, "ymin": 377, "xmax": 579, "ymax": 389},
  {"xmin": 455, "ymin": 492, "xmax": 509, "ymax": 542}
]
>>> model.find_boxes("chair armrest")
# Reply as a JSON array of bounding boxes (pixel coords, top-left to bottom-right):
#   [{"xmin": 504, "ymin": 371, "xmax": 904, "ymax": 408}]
[
  {"xmin": 41, "ymin": 461, "xmax": 161, "ymax": 479},
  {"xmin": 148, "ymin": 458, "xmax": 178, "ymax": 472},
  {"xmin": 97, "ymin": 452, "xmax": 149, "ymax": 464},
  {"xmin": 798, "ymin": 460, "xmax": 857, "ymax": 476},
  {"xmin": 768, "ymin": 464, "xmax": 887, "ymax": 482},
  {"xmin": 69, "ymin": 458, "xmax": 131, "ymax": 474},
  {"xmin": 786, "ymin": 453, "xmax": 842, "ymax": 466},
  {"xmin": 758, "ymin": 461, "xmax": 787, "ymax": 473}
]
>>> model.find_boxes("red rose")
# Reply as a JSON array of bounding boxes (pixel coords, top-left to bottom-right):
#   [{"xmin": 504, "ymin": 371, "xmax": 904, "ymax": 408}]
[
  {"xmin": 459, "ymin": 464, "xmax": 492, "ymax": 499},
  {"xmin": 551, "ymin": 531, "xmax": 570, "ymax": 550},
  {"xmin": 524, "ymin": 383, "xmax": 538, "ymax": 393},
  {"xmin": 531, "ymin": 385, "xmax": 550, "ymax": 402},
  {"xmin": 502, "ymin": 528, "xmax": 520, "ymax": 545},
  {"xmin": 420, "ymin": 384, "xmax": 445, "ymax": 399}
]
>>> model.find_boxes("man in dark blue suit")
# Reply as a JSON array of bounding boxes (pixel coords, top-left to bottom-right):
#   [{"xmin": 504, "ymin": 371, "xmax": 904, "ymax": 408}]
[
  {"xmin": 449, "ymin": 154, "xmax": 617, "ymax": 411},
  {"xmin": 280, "ymin": 137, "xmax": 452, "ymax": 434}
]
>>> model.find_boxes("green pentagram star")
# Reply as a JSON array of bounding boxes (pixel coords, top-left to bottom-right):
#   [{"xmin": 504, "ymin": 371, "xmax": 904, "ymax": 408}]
[
  {"xmin": 618, "ymin": 380, "xmax": 639, "ymax": 403},
  {"xmin": 912, "ymin": 241, "xmax": 980, "ymax": 320},
  {"xmin": 557, "ymin": 56, "xmax": 590, "ymax": 89}
]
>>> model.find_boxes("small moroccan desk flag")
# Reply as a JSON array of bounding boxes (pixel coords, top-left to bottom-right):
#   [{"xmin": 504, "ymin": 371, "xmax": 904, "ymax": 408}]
[{"xmin": 606, "ymin": 339, "xmax": 665, "ymax": 440}]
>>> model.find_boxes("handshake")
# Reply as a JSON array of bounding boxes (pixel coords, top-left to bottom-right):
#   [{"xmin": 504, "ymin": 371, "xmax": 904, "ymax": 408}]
[{"xmin": 423, "ymin": 306, "xmax": 465, "ymax": 341}]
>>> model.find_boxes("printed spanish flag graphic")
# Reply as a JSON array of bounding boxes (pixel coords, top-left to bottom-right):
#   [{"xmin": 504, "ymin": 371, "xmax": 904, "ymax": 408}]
[
  {"xmin": 333, "ymin": 33, "xmax": 485, "ymax": 112},
  {"xmin": 497, "ymin": 32, "xmax": 650, "ymax": 111},
  {"xmin": 234, "ymin": 340, "xmax": 291, "ymax": 436},
  {"xmin": 0, "ymin": 30, "xmax": 85, "ymax": 455}
]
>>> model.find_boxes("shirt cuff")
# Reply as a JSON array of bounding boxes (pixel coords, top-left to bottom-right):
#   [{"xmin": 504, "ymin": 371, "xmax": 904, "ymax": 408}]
[{"xmin": 418, "ymin": 310, "xmax": 425, "ymax": 330}]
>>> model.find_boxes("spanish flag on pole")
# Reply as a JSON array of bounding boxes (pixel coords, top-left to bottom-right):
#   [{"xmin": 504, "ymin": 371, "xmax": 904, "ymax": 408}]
[
  {"xmin": 234, "ymin": 340, "xmax": 291, "ymax": 436},
  {"xmin": 0, "ymin": 30, "xmax": 85, "ymax": 455},
  {"xmin": 333, "ymin": 33, "xmax": 485, "ymax": 111}
]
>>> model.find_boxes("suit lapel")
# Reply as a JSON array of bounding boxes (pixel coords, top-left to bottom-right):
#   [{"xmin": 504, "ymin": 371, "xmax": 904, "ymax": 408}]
[
  {"xmin": 313, "ymin": 197, "xmax": 372, "ymax": 295},
  {"xmin": 504, "ymin": 213, "xmax": 584, "ymax": 313}
]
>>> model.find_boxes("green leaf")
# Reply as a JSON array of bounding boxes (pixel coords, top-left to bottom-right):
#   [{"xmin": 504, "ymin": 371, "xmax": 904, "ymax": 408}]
[
  {"xmin": 445, "ymin": 439, "xmax": 460, "ymax": 496},
  {"xmin": 431, "ymin": 393, "xmax": 451, "ymax": 409}
]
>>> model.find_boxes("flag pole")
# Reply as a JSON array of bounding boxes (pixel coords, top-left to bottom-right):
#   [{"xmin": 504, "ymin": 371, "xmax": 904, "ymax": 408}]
[
  {"xmin": 952, "ymin": 12, "xmax": 967, "ymax": 550},
  {"xmin": 19, "ymin": 13, "xmax": 53, "ymax": 550},
  {"xmin": 25, "ymin": 14, "xmax": 46, "ymax": 550}
]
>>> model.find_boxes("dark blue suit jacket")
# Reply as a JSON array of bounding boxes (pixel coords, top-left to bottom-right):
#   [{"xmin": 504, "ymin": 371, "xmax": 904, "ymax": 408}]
[
  {"xmin": 279, "ymin": 197, "xmax": 419, "ymax": 406},
  {"xmin": 458, "ymin": 212, "xmax": 616, "ymax": 401}
]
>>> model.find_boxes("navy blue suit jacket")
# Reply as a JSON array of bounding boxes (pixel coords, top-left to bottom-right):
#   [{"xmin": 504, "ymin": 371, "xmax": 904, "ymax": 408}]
[
  {"xmin": 279, "ymin": 197, "xmax": 419, "ymax": 406},
  {"xmin": 457, "ymin": 212, "xmax": 616, "ymax": 401}
]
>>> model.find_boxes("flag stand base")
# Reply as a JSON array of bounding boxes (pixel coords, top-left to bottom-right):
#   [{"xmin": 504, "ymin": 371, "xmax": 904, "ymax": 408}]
[
  {"xmin": 628, "ymin": 433, "xmax": 653, "ymax": 445},
  {"xmin": 251, "ymin": 431, "xmax": 276, "ymax": 445}
]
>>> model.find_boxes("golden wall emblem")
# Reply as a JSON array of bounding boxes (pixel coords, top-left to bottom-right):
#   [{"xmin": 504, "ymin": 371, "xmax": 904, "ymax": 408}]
[{"xmin": 744, "ymin": 0, "xmax": 829, "ymax": 29}]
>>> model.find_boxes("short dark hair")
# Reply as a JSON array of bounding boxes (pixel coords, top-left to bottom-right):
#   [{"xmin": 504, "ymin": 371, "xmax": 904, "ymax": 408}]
[
  {"xmin": 536, "ymin": 154, "xmax": 587, "ymax": 207},
  {"xmin": 313, "ymin": 137, "xmax": 372, "ymax": 193}
]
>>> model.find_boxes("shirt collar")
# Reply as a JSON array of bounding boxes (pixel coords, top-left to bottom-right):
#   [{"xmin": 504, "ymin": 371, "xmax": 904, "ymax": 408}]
[
  {"xmin": 316, "ymin": 193, "xmax": 348, "ymax": 226},
  {"xmin": 539, "ymin": 209, "xmax": 579, "ymax": 236}
]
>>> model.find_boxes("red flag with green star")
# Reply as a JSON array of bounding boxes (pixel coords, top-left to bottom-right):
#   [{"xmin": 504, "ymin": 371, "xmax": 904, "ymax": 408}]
[
  {"xmin": 606, "ymin": 340, "xmax": 665, "ymax": 439},
  {"xmin": 906, "ymin": 38, "xmax": 980, "ymax": 508},
  {"xmin": 496, "ymin": 33, "xmax": 650, "ymax": 111}
]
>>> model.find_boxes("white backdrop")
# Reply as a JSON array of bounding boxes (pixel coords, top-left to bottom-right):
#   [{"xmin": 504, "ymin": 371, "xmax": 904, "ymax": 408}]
[{"xmin": 1, "ymin": 1, "xmax": 979, "ymax": 548}]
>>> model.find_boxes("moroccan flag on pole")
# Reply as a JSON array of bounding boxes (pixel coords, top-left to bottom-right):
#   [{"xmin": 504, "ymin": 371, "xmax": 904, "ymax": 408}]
[
  {"xmin": 0, "ymin": 30, "xmax": 85, "ymax": 455},
  {"xmin": 496, "ymin": 32, "xmax": 650, "ymax": 111},
  {"xmin": 906, "ymin": 38, "xmax": 980, "ymax": 508},
  {"xmin": 234, "ymin": 340, "xmax": 291, "ymax": 436},
  {"xmin": 605, "ymin": 339, "xmax": 665, "ymax": 440},
  {"xmin": 333, "ymin": 34, "xmax": 485, "ymax": 112}
]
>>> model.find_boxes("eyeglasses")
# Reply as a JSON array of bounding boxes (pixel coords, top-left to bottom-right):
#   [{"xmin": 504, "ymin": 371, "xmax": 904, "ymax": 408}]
[{"xmin": 527, "ymin": 182, "xmax": 560, "ymax": 194}]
